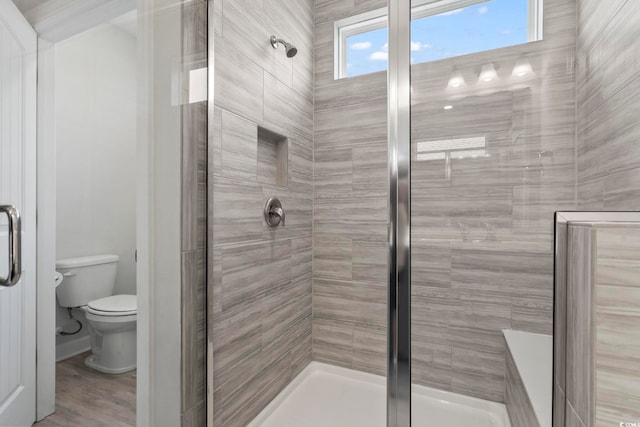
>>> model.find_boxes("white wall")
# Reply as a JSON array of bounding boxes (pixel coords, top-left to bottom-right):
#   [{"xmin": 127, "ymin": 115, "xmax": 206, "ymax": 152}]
[
  {"xmin": 55, "ymin": 23, "xmax": 137, "ymax": 294},
  {"xmin": 55, "ymin": 22, "xmax": 137, "ymax": 351}
]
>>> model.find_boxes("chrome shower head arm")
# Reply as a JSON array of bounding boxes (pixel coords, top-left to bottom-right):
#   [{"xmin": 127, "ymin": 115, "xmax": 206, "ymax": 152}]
[
  {"xmin": 270, "ymin": 35, "xmax": 285, "ymax": 49},
  {"xmin": 270, "ymin": 35, "xmax": 298, "ymax": 58}
]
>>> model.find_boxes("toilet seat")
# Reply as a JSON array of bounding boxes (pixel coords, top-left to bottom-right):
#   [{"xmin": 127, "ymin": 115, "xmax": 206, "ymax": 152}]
[{"xmin": 87, "ymin": 294, "xmax": 137, "ymax": 317}]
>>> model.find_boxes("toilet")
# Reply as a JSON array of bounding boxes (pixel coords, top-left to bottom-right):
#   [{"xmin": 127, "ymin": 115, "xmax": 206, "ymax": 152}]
[{"xmin": 55, "ymin": 255, "xmax": 137, "ymax": 374}]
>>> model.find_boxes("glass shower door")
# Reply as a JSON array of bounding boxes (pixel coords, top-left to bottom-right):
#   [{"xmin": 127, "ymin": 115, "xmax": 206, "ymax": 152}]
[{"xmin": 407, "ymin": 0, "xmax": 574, "ymax": 425}]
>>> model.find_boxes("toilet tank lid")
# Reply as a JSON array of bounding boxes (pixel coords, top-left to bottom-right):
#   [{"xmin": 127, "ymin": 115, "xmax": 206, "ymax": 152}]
[{"xmin": 56, "ymin": 255, "xmax": 119, "ymax": 269}]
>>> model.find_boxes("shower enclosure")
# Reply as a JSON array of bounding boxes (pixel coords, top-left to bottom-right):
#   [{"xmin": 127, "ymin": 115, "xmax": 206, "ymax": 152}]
[{"xmin": 207, "ymin": 0, "xmax": 580, "ymax": 425}]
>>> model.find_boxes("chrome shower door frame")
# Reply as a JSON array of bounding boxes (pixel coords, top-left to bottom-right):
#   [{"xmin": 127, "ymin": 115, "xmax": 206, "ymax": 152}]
[{"xmin": 387, "ymin": 0, "xmax": 412, "ymax": 426}]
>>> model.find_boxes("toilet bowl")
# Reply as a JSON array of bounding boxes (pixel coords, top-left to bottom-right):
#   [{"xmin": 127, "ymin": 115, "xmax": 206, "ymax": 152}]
[
  {"xmin": 82, "ymin": 294, "xmax": 137, "ymax": 374},
  {"xmin": 55, "ymin": 255, "xmax": 137, "ymax": 374}
]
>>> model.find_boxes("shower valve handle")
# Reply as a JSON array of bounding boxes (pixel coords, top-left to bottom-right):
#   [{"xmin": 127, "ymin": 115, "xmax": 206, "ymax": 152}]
[
  {"xmin": 264, "ymin": 197, "xmax": 285, "ymax": 228},
  {"xmin": 271, "ymin": 207, "xmax": 285, "ymax": 226}
]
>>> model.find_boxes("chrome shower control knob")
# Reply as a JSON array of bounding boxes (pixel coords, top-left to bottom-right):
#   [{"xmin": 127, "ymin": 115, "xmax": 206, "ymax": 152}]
[{"xmin": 264, "ymin": 197, "xmax": 285, "ymax": 228}]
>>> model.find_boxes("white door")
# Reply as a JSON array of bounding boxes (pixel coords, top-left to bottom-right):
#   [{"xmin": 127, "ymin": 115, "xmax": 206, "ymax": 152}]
[{"xmin": 0, "ymin": 0, "xmax": 37, "ymax": 426}]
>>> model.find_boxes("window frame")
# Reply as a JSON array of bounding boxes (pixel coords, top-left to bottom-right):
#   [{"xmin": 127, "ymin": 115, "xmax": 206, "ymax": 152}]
[{"xmin": 334, "ymin": 0, "xmax": 543, "ymax": 79}]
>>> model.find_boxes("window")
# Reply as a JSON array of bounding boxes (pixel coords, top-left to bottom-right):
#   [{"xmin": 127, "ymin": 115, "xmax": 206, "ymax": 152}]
[{"xmin": 335, "ymin": 0, "xmax": 542, "ymax": 79}]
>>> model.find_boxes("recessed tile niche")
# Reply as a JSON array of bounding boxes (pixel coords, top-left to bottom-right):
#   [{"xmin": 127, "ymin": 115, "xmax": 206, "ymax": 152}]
[{"xmin": 257, "ymin": 126, "xmax": 288, "ymax": 187}]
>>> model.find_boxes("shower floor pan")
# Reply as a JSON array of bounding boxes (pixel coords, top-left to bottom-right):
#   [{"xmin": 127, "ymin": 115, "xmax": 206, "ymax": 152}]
[{"xmin": 248, "ymin": 362, "xmax": 511, "ymax": 427}]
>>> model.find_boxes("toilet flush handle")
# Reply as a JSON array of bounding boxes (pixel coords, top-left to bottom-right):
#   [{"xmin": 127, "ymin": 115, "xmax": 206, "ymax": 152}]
[{"xmin": 63, "ymin": 271, "xmax": 77, "ymax": 277}]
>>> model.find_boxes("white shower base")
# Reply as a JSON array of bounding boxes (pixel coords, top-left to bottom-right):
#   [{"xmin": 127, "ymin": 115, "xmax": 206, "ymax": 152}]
[{"xmin": 248, "ymin": 362, "xmax": 512, "ymax": 427}]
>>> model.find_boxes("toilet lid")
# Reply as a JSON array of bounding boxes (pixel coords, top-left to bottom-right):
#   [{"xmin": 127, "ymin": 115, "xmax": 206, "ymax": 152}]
[{"xmin": 88, "ymin": 295, "xmax": 137, "ymax": 316}]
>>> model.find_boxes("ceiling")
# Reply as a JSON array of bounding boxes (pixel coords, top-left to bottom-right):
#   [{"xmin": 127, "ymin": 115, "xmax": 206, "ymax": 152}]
[
  {"xmin": 11, "ymin": 0, "xmax": 42, "ymax": 14},
  {"xmin": 12, "ymin": 0, "xmax": 137, "ymax": 39},
  {"xmin": 109, "ymin": 10, "xmax": 137, "ymax": 37}
]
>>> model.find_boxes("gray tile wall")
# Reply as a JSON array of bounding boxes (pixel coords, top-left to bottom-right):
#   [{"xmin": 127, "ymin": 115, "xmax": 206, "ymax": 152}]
[
  {"xmin": 208, "ymin": 1, "xmax": 314, "ymax": 426},
  {"xmin": 562, "ymin": 223, "xmax": 640, "ymax": 427},
  {"xmin": 313, "ymin": 0, "xmax": 577, "ymax": 403},
  {"xmin": 554, "ymin": 217, "xmax": 568, "ymax": 427},
  {"xmin": 576, "ymin": 0, "xmax": 640, "ymax": 210},
  {"xmin": 566, "ymin": 225, "xmax": 594, "ymax": 426},
  {"xmin": 181, "ymin": 1, "xmax": 208, "ymax": 425},
  {"xmin": 203, "ymin": 0, "xmax": 640, "ymax": 422},
  {"xmin": 313, "ymin": 0, "xmax": 389, "ymax": 377},
  {"xmin": 594, "ymin": 226, "xmax": 640, "ymax": 425}
]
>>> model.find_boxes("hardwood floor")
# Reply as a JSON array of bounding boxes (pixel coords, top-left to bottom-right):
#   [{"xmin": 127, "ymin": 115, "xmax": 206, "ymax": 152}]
[{"xmin": 35, "ymin": 352, "xmax": 136, "ymax": 427}]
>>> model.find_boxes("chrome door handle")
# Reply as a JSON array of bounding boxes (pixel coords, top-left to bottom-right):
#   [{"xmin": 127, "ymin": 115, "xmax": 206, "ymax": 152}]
[{"xmin": 0, "ymin": 205, "xmax": 22, "ymax": 287}]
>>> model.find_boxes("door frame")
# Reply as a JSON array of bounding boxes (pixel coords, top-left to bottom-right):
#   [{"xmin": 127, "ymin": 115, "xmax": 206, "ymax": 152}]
[
  {"xmin": 35, "ymin": 36, "xmax": 56, "ymax": 421},
  {"xmin": 32, "ymin": 0, "xmax": 151, "ymax": 423},
  {"xmin": 387, "ymin": 0, "xmax": 412, "ymax": 426}
]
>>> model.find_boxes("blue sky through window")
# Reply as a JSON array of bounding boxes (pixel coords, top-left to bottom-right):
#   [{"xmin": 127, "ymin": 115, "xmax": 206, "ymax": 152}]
[{"xmin": 345, "ymin": 0, "xmax": 529, "ymax": 78}]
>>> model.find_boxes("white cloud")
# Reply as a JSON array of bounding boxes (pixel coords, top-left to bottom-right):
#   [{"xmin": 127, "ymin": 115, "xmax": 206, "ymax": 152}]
[
  {"xmin": 411, "ymin": 41, "xmax": 432, "ymax": 51},
  {"xmin": 370, "ymin": 51, "xmax": 389, "ymax": 61},
  {"xmin": 351, "ymin": 41, "xmax": 372, "ymax": 50},
  {"xmin": 374, "ymin": 41, "xmax": 431, "ymax": 56},
  {"xmin": 440, "ymin": 8, "xmax": 464, "ymax": 16},
  {"xmin": 478, "ymin": 6, "xmax": 489, "ymax": 15},
  {"xmin": 499, "ymin": 29, "xmax": 513, "ymax": 35}
]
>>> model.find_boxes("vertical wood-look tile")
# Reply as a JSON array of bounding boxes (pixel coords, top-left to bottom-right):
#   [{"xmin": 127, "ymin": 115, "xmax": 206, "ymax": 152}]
[
  {"xmin": 212, "ymin": 176, "xmax": 264, "ymax": 246},
  {"xmin": 451, "ymin": 347, "xmax": 506, "ymax": 402},
  {"xmin": 595, "ymin": 226, "xmax": 640, "ymax": 425},
  {"xmin": 566, "ymin": 225, "xmax": 594, "ymax": 426},
  {"xmin": 594, "ymin": 283, "xmax": 640, "ymax": 424},
  {"xmin": 313, "ymin": 0, "xmax": 577, "ymax": 405},
  {"xmin": 181, "ymin": 250, "xmax": 207, "ymax": 414},
  {"xmin": 554, "ymin": 222, "xmax": 567, "ymax": 392},
  {"xmin": 573, "ymin": 0, "xmax": 640, "ymax": 420},
  {"xmin": 181, "ymin": 402, "xmax": 206, "ymax": 427},
  {"xmin": 181, "ymin": 0, "xmax": 208, "ymax": 423},
  {"xmin": 505, "ymin": 346, "xmax": 540, "ymax": 427},
  {"xmin": 221, "ymin": 110, "xmax": 258, "ymax": 180},
  {"xmin": 577, "ymin": 0, "xmax": 640, "ymax": 210},
  {"xmin": 209, "ymin": 0, "xmax": 315, "ymax": 425},
  {"xmin": 312, "ymin": 323, "xmax": 354, "ymax": 368},
  {"xmin": 565, "ymin": 400, "xmax": 586, "ymax": 427},
  {"xmin": 214, "ymin": 32, "xmax": 264, "ymax": 123},
  {"xmin": 554, "ymin": 382, "xmax": 566, "ymax": 427}
]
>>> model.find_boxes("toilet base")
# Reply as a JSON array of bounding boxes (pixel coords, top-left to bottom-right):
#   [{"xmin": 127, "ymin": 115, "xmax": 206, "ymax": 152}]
[
  {"xmin": 85, "ymin": 354, "xmax": 136, "ymax": 374},
  {"xmin": 83, "ymin": 311, "xmax": 137, "ymax": 375}
]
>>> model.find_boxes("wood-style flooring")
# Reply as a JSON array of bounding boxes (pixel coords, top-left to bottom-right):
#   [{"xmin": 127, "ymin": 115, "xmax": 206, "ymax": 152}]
[{"xmin": 34, "ymin": 351, "xmax": 136, "ymax": 427}]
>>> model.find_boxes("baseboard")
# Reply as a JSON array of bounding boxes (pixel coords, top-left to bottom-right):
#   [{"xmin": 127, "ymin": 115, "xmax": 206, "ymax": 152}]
[{"xmin": 56, "ymin": 335, "xmax": 91, "ymax": 362}]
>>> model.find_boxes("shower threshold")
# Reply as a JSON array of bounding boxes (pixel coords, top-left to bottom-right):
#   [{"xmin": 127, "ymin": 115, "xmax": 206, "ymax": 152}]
[{"xmin": 248, "ymin": 362, "xmax": 511, "ymax": 427}]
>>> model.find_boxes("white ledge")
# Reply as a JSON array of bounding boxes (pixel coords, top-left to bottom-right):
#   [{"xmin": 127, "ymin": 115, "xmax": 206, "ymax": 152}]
[{"xmin": 503, "ymin": 329, "xmax": 552, "ymax": 427}]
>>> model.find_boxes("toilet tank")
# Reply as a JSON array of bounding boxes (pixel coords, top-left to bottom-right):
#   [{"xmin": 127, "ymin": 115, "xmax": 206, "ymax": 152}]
[{"xmin": 56, "ymin": 255, "xmax": 119, "ymax": 307}]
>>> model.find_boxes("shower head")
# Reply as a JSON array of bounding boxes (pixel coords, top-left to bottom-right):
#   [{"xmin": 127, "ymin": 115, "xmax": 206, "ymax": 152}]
[{"xmin": 270, "ymin": 35, "xmax": 298, "ymax": 58}]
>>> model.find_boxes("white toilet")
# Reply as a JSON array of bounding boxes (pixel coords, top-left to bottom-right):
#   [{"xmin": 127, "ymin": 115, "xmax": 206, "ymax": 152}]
[{"xmin": 55, "ymin": 255, "xmax": 137, "ymax": 374}]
